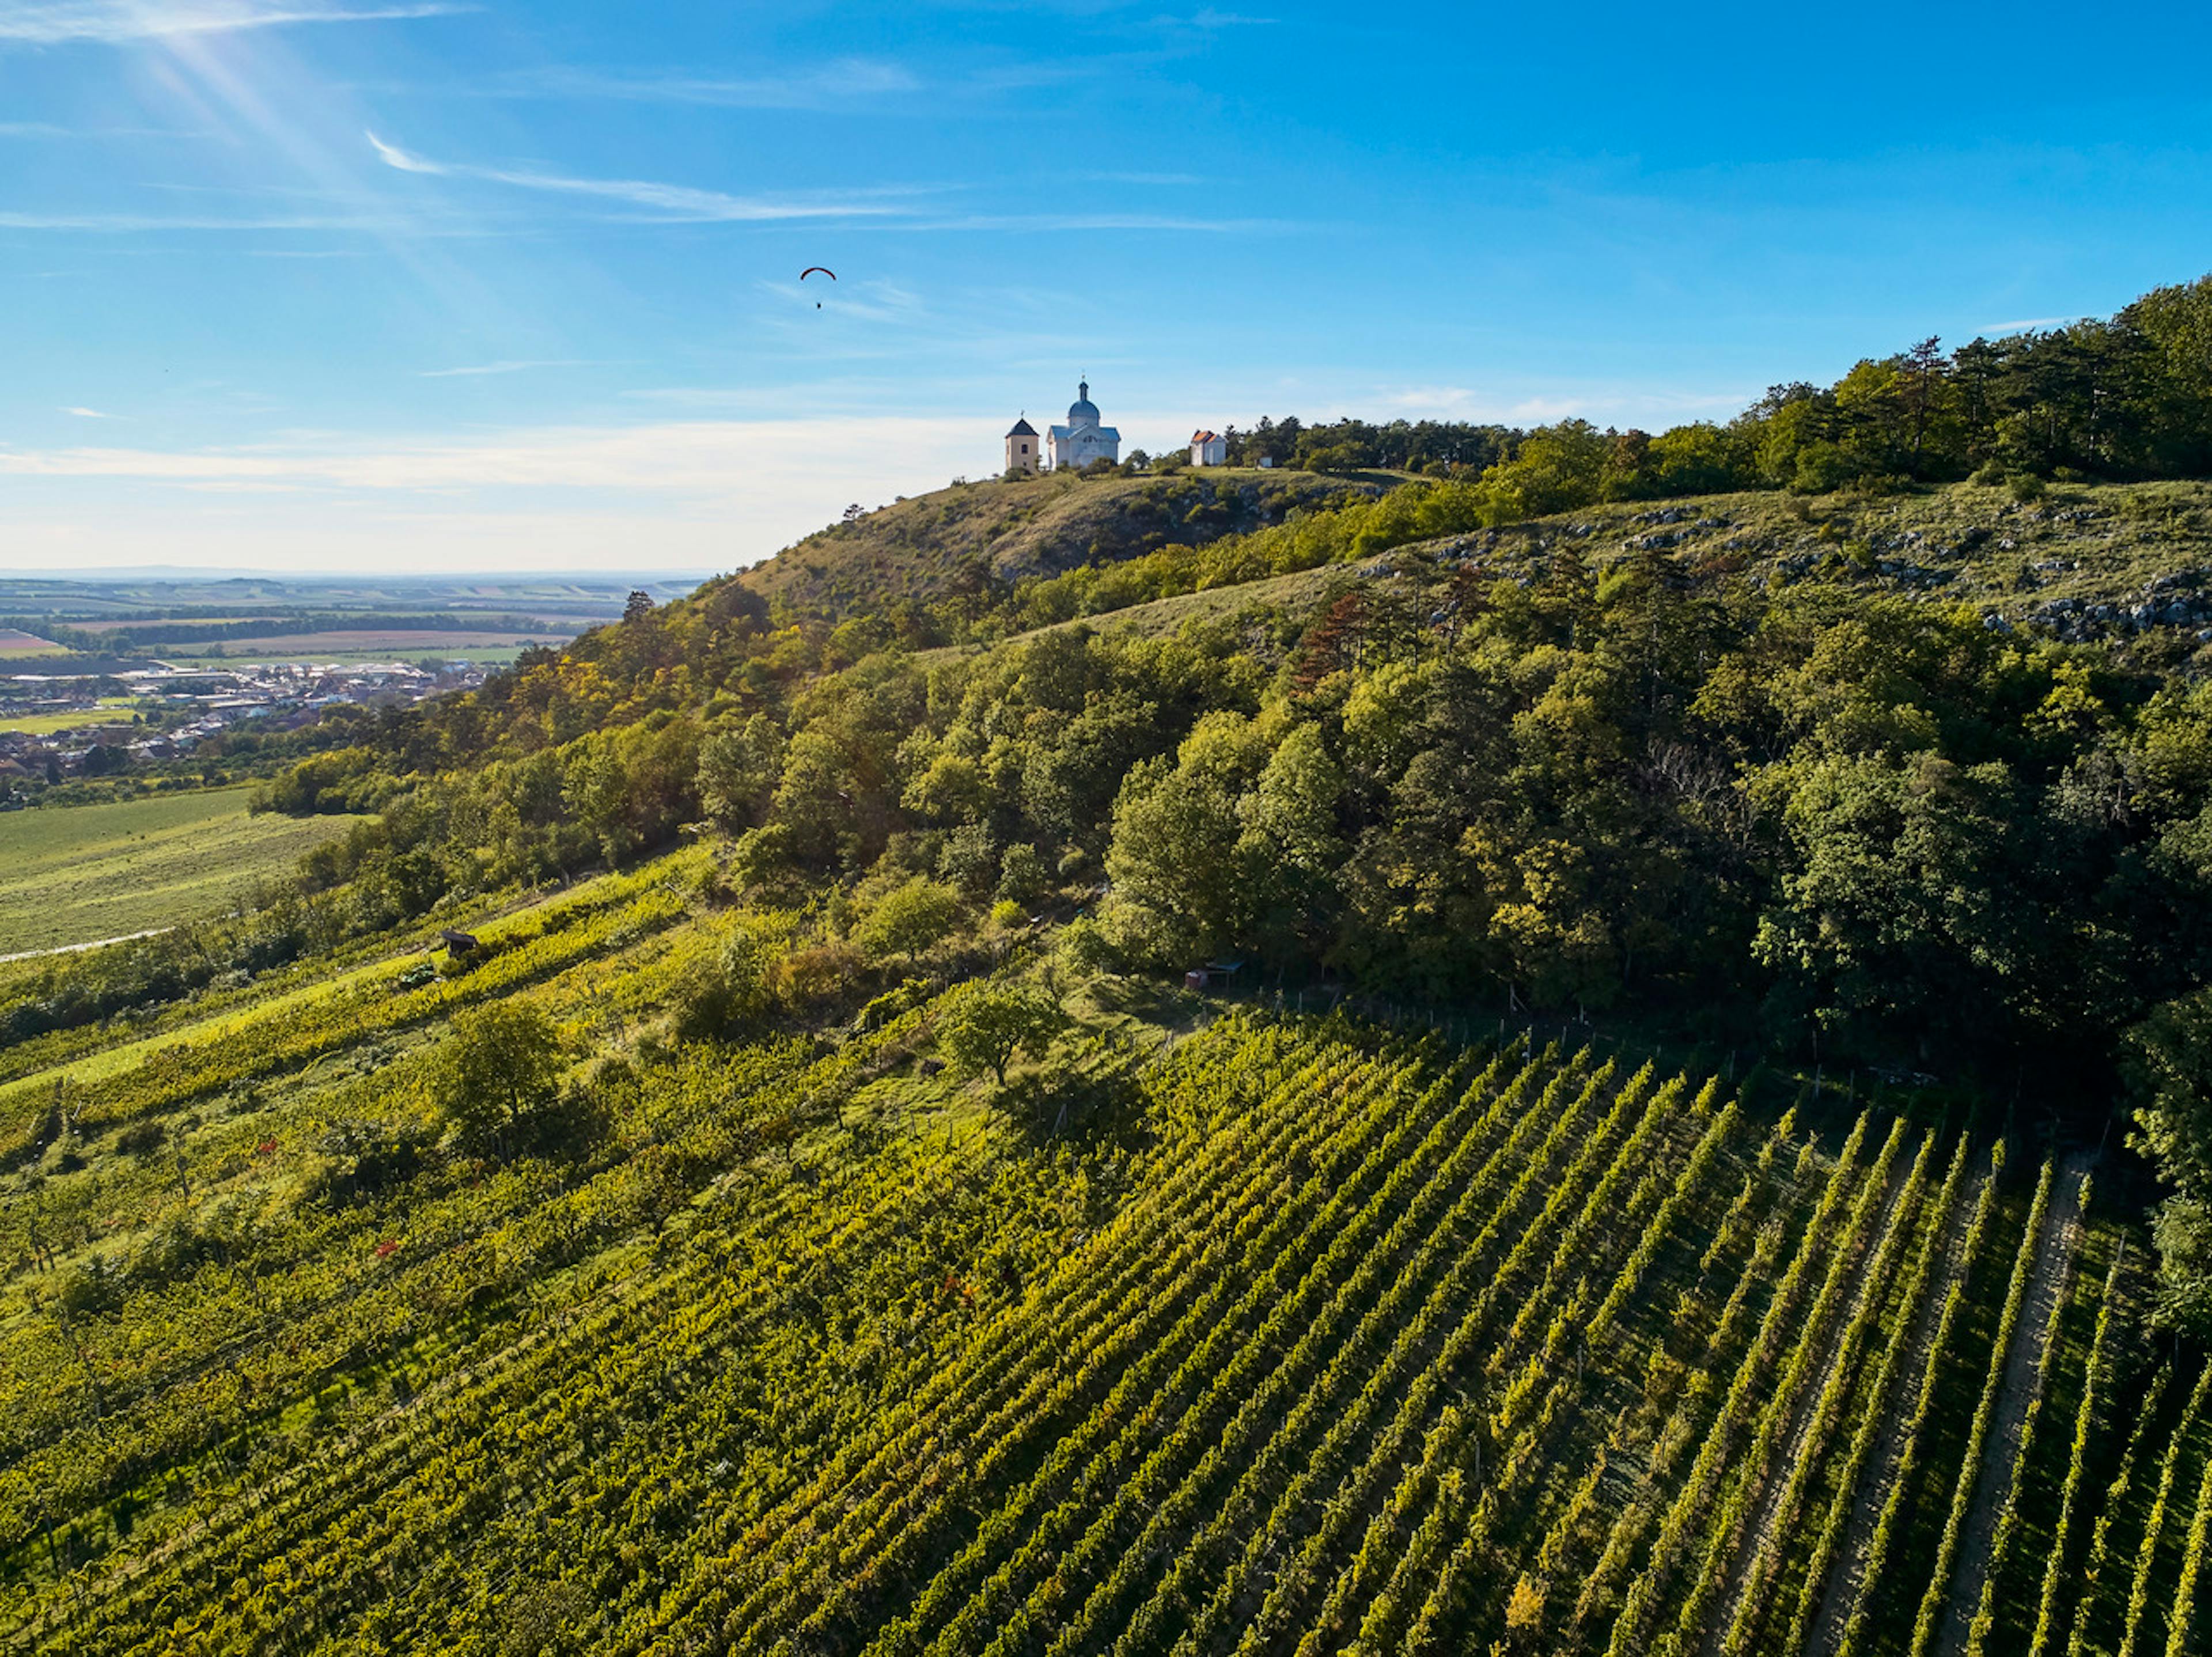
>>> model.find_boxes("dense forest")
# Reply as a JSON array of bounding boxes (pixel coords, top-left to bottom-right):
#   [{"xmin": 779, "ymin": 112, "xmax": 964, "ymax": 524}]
[{"xmin": 1217, "ymin": 272, "xmax": 2212, "ymax": 490}]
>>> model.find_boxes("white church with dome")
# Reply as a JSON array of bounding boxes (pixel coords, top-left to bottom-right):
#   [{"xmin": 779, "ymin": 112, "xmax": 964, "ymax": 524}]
[{"xmin": 1005, "ymin": 380, "xmax": 1120, "ymax": 475}]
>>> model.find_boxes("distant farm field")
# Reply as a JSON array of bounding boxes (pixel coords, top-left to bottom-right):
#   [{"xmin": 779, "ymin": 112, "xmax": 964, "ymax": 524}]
[
  {"xmin": 0, "ymin": 788, "xmax": 365, "ymax": 957},
  {"xmin": 0, "ymin": 629, "xmax": 63, "ymax": 657},
  {"xmin": 159, "ymin": 628, "xmax": 558, "ymax": 661},
  {"xmin": 0, "ymin": 698, "xmax": 138, "ymax": 737}
]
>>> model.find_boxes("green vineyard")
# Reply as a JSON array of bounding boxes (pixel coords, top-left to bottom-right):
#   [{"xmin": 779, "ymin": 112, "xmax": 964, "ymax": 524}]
[{"xmin": 7, "ymin": 991, "xmax": 2207, "ymax": 1656}]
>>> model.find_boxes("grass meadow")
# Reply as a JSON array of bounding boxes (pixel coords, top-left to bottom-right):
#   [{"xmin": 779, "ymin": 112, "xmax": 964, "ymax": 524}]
[
  {"xmin": 0, "ymin": 700, "xmax": 141, "ymax": 738},
  {"xmin": 0, "ymin": 788, "xmax": 362, "ymax": 957}
]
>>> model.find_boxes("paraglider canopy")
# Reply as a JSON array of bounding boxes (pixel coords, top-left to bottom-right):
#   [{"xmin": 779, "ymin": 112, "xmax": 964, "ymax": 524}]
[{"xmin": 801, "ymin": 267, "xmax": 835, "ymax": 306}]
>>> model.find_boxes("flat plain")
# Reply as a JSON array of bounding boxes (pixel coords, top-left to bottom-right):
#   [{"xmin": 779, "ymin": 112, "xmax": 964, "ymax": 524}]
[
  {"xmin": 153, "ymin": 628, "xmax": 561, "ymax": 662},
  {"xmin": 0, "ymin": 788, "xmax": 361, "ymax": 957},
  {"xmin": 0, "ymin": 700, "xmax": 139, "ymax": 737}
]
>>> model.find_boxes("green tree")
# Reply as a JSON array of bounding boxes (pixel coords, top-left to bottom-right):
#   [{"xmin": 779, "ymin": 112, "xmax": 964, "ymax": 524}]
[
  {"xmin": 1103, "ymin": 714, "xmax": 1268, "ymax": 962},
  {"xmin": 2130, "ymin": 987, "xmax": 2212, "ymax": 1197},
  {"xmin": 672, "ymin": 927, "xmax": 773, "ymax": 1041},
  {"xmin": 997, "ymin": 841, "xmax": 1050, "ymax": 904},
  {"xmin": 1479, "ymin": 418, "xmax": 1609, "ymax": 516},
  {"xmin": 854, "ymin": 877, "xmax": 961, "ymax": 964},
  {"xmin": 1899, "ymin": 335, "xmax": 1951, "ymax": 476},
  {"xmin": 431, "ymin": 1002, "xmax": 567, "ymax": 1150},
  {"xmin": 1236, "ymin": 722, "xmax": 1346, "ymax": 960},
  {"xmin": 939, "ymin": 984, "xmax": 1066, "ymax": 1087},
  {"xmin": 696, "ymin": 714, "xmax": 784, "ymax": 833},
  {"xmin": 2128, "ymin": 988, "xmax": 2212, "ymax": 1332},
  {"xmin": 1751, "ymin": 751, "xmax": 2036, "ymax": 1056}
]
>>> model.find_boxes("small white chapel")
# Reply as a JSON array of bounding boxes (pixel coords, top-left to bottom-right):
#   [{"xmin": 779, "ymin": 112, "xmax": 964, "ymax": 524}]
[{"xmin": 1005, "ymin": 381, "xmax": 1122, "ymax": 475}]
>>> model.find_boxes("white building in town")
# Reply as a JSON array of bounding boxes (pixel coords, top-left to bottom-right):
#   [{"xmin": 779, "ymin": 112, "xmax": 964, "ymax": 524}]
[
  {"xmin": 1190, "ymin": 430, "xmax": 1228, "ymax": 467},
  {"xmin": 1046, "ymin": 381, "xmax": 1120, "ymax": 471}
]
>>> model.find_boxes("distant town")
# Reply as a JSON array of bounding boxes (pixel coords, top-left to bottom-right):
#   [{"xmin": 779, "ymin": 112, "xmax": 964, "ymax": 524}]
[
  {"xmin": 0, "ymin": 572, "xmax": 696, "ymax": 794},
  {"xmin": 0, "ymin": 656, "xmax": 491, "ymax": 789}
]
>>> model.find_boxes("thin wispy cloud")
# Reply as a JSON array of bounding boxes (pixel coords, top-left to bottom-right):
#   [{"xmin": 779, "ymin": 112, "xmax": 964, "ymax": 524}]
[
  {"xmin": 753, "ymin": 276, "xmax": 926, "ymax": 327},
  {"xmin": 61, "ymin": 405, "xmax": 118, "ymax": 418},
  {"xmin": 0, "ymin": 208, "xmax": 404, "ymax": 230},
  {"xmin": 367, "ymin": 130, "xmax": 919, "ymax": 223},
  {"xmin": 419, "ymin": 359, "xmax": 596, "ymax": 378},
  {"xmin": 499, "ymin": 58, "xmax": 920, "ymax": 109},
  {"xmin": 0, "ymin": 120, "xmax": 203, "ymax": 135},
  {"xmin": 0, "ymin": 415, "xmax": 981, "ymax": 497},
  {"xmin": 896, "ymin": 211, "xmax": 1297, "ymax": 234},
  {"xmin": 1376, "ymin": 382, "xmax": 1751, "ymax": 423},
  {"xmin": 0, "ymin": 416, "xmax": 995, "ymax": 575},
  {"xmin": 1979, "ymin": 316, "xmax": 2082, "ymax": 336},
  {"xmin": 0, "ymin": 1, "xmax": 464, "ymax": 44}
]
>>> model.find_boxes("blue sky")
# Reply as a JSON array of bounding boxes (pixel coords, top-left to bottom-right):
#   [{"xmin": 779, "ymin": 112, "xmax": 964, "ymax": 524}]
[{"xmin": 4, "ymin": 1, "xmax": 2211, "ymax": 574}]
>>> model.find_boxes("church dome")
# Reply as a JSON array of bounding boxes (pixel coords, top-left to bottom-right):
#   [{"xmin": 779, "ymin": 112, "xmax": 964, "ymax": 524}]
[{"xmin": 1067, "ymin": 380, "xmax": 1100, "ymax": 426}]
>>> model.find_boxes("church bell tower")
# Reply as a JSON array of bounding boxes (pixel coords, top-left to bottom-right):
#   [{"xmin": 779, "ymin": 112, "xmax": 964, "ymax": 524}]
[{"xmin": 1005, "ymin": 415, "xmax": 1040, "ymax": 476}]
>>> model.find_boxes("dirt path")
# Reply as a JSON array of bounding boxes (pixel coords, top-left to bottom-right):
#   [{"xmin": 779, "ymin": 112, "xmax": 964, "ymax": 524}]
[
  {"xmin": 1803, "ymin": 1172, "xmax": 1986, "ymax": 1657},
  {"xmin": 0, "ymin": 926, "xmax": 172, "ymax": 963},
  {"xmin": 1930, "ymin": 1154, "xmax": 2091, "ymax": 1656},
  {"xmin": 1696, "ymin": 1151, "xmax": 1917, "ymax": 1657}
]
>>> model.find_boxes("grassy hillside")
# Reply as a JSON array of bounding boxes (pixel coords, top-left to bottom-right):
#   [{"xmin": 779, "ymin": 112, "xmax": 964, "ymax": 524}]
[
  {"xmin": 1399, "ymin": 479, "xmax": 2212, "ymax": 657},
  {"xmin": 892, "ymin": 477, "xmax": 2212, "ymax": 671},
  {"xmin": 0, "ymin": 790, "xmax": 365, "ymax": 958},
  {"xmin": 735, "ymin": 466, "xmax": 1383, "ymax": 619},
  {"xmin": 726, "ymin": 462, "xmax": 2212, "ymax": 681}
]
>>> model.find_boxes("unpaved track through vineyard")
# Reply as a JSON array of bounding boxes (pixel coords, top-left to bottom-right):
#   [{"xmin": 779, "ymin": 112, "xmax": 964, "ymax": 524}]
[
  {"xmin": 1931, "ymin": 1153, "xmax": 2093, "ymax": 1655},
  {"xmin": 1805, "ymin": 1173, "xmax": 1987, "ymax": 1657},
  {"xmin": 1697, "ymin": 1147, "xmax": 1919, "ymax": 1657}
]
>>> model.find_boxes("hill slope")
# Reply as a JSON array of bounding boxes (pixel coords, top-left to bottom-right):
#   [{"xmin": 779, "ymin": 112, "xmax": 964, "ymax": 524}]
[
  {"xmin": 7, "ymin": 981, "xmax": 2198, "ymax": 1657},
  {"xmin": 736, "ymin": 466, "xmax": 1382, "ymax": 618}
]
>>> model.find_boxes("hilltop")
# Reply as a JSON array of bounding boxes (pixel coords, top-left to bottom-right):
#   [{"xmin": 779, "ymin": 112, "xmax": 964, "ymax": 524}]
[
  {"xmin": 739, "ymin": 472, "xmax": 2212, "ymax": 680},
  {"xmin": 735, "ymin": 465, "xmax": 1384, "ymax": 619}
]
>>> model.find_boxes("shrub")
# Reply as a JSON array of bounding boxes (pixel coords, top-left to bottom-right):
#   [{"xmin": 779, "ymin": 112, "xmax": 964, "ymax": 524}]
[
  {"xmin": 772, "ymin": 942, "xmax": 865, "ymax": 1013},
  {"xmin": 671, "ymin": 928, "xmax": 772, "ymax": 1042},
  {"xmin": 998, "ymin": 842, "xmax": 1049, "ymax": 903},
  {"xmin": 1055, "ymin": 916, "xmax": 1119, "ymax": 979},
  {"xmin": 305, "ymin": 1116, "xmax": 434, "ymax": 1203},
  {"xmin": 854, "ymin": 878, "xmax": 963, "ymax": 964},
  {"xmin": 1791, "ymin": 442, "xmax": 1857, "ymax": 494},
  {"xmin": 857, "ymin": 977, "xmax": 933, "ymax": 1032},
  {"xmin": 55, "ymin": 1255, "xmax": 127, "ymax": 1319}
]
